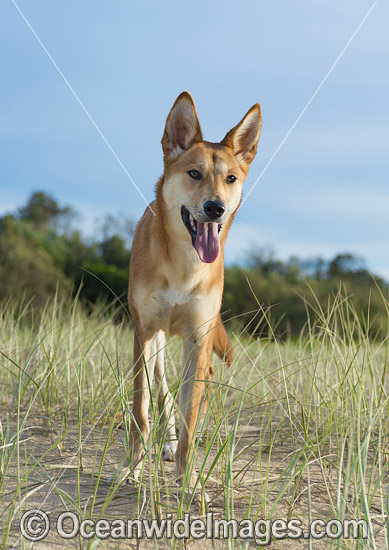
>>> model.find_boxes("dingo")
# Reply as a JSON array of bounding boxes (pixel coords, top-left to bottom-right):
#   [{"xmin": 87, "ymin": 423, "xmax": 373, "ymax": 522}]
[{"xmin": 115, "ymin": 91, "xmax": 261, "ymax": 500}]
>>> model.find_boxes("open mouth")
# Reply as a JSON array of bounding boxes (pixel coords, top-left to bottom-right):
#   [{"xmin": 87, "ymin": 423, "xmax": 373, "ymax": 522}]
[{"xmin": 181, "ymin": 206, "xmax": 222, "ymax": 264}]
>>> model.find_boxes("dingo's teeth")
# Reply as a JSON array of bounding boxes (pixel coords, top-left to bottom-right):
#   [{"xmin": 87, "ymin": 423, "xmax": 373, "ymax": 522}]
[{"xmin": 189, "ymin": 213, "xmax": 197, "ymax": 232}]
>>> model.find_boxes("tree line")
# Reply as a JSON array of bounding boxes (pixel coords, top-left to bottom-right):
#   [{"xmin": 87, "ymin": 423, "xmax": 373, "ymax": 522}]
[{"xmin": 0, "ymin": 192, "xmax": 387, "ymax": 338}]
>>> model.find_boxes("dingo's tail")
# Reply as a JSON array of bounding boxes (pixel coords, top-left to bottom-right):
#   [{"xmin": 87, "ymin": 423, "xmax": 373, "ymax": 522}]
[{"xmin": 213, "ymin": 316, "xmax": 233, "ymax": 367}]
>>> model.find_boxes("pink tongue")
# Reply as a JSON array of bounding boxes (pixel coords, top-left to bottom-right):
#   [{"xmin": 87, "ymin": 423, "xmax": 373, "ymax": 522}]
[{"xmin": 195, "ymin": 222, "xmax": 220, "ymax": 263}]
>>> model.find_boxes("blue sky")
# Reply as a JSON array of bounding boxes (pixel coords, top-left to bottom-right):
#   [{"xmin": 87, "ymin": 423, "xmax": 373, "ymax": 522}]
[{"xmin": 1, "ymin": 1, "xmax": 388, "ymax": 278}]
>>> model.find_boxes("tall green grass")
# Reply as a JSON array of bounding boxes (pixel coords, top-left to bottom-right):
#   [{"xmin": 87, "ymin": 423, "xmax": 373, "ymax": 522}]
[{"xmin": 0, "ymin": 285, "xmax": 388, "ymax": 548}]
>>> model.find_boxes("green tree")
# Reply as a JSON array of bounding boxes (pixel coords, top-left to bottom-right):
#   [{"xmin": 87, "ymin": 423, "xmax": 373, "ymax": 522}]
[
  {"xmin": 100, "ymin": 235, "xmax": 131, "ymax": 270},
  {"xmin": 0, "ymin": 217, "xmax": 71, "ymax": 307},
  {"xmin": 18, "ymin": 191, "xmax": 74, "ymax": 229}
]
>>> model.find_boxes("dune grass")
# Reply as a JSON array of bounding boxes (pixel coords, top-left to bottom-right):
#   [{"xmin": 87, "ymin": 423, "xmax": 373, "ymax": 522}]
[{"xmin": 0, "ymin": 284, "xmax": 388, "ymax": 549}]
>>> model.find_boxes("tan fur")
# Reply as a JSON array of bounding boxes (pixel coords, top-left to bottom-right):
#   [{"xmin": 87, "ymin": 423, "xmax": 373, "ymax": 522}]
[
  {"xmin": 212, "ymin": 315, "xmax": 234, "ymax": 367},
  {"xmin": 118, "ymin": 92, "xmax": 261, "ymax": 494}
]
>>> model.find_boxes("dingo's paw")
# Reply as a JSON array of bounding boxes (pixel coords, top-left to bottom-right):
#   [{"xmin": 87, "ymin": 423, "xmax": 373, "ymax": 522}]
[{"xmin": 162, "ymin": 441, "xmax": 177, "ymax": 462}]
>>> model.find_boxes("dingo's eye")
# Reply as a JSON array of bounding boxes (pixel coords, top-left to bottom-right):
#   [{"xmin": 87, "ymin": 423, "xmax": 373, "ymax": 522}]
[
  {"xmin": 226, "ymin": 175, "xmax": 236, "ymax": 183},
  {"xmin": 187, "ymin": 170, "xmax": 202, "ymax": 180}
]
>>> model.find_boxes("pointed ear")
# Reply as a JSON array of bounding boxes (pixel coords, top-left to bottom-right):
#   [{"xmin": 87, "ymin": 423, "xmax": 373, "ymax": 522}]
[
  {"xmin": 161, "ymin": 91, "xmax": 202, "ymax": 160},
  {"xmin": 221, "ymin": 104, "xmax": 262, "ymax": 167}
]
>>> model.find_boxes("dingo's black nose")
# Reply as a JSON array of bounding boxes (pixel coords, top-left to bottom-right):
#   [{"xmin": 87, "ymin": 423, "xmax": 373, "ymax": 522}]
[{"xmin": 203, "ymin": 200, "xmax": 225, "ymax": 220}]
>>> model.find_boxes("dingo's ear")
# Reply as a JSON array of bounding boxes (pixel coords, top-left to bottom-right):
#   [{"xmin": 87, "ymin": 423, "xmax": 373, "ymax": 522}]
[
  {"xmin": 221, "ymin": 104, "xmax": 261, "ymax": 167},
  {"xmin": 162, "ymin": 91, "xmax": 202, "ymax": 160}
]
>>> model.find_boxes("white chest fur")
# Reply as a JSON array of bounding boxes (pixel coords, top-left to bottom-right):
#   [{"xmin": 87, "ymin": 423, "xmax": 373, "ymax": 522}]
[{"xmin": 164, "ymin": 285, "xmax": 191, "ymax": 307}]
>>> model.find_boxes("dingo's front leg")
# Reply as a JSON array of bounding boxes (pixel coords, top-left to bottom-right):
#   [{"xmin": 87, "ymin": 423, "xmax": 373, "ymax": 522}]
[
  {"xmin": 110, "ymin": 329, "xmax": 157, "ymax": 484},
  {"xmin": 154, "ymin": 330, "xmax": 177, "ymax": 462},
  {"xmin": 176, "ymin": 333, "xmax": 213, "ymax": 501}
]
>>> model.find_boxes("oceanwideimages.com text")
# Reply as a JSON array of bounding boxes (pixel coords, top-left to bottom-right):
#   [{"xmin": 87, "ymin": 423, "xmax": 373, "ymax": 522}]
[{"xmin": 20, "ymin": 509, "xmax": 369, "ymax": 545}]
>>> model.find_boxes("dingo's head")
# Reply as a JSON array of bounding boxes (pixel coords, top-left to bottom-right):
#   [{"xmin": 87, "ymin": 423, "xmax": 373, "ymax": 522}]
[{"xmin": 161, "ymin": 91, "xmax": 261, "ymax": 263}]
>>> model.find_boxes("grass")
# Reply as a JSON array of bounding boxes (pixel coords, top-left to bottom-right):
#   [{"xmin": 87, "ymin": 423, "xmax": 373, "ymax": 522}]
[{"xmin": 0, "ymin": 284, "xmax": 388, "ymax": 549}]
